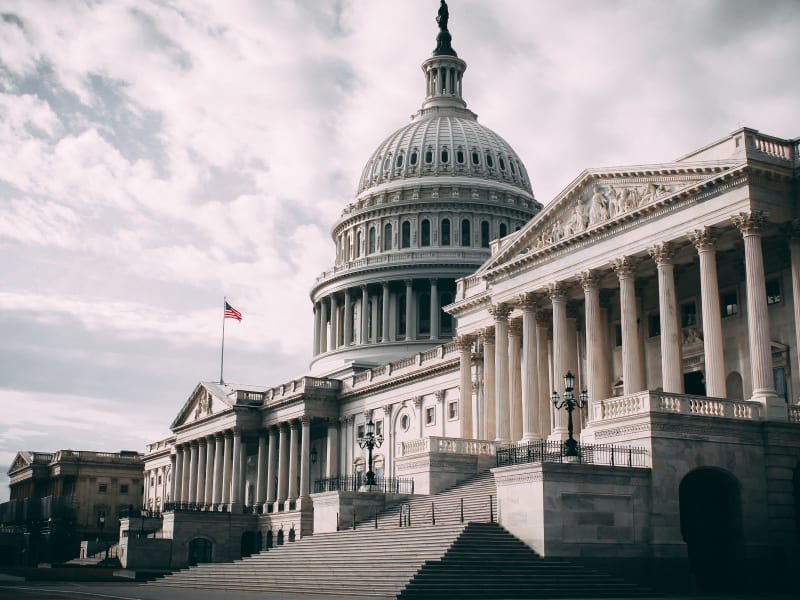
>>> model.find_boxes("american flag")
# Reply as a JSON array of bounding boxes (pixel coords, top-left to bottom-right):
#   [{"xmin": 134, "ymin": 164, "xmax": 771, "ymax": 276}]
[{"xmin": 224, "ymin": 301, "xmax": 242, "ymax": 321}]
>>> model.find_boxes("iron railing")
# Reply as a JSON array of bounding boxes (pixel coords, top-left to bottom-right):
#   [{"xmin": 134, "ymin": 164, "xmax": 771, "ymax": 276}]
[
  {"xmin": 496, "ymin": 440, "xmax": 649, "ymax": 468},
  {"xmin": 118, "ymin": 508, "xmax": 162, "ymax": 519},
  {"xmin": 314, "ymin": 475, "xmax": 415, "ymax": 494}
]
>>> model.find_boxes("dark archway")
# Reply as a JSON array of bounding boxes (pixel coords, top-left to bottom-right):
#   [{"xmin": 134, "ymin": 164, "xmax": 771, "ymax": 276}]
[
  {"xmin": 276, "ymin": 530, "xmax": 284, "ymax": 546},
  {"xmin": 679, "ymin": 468, "xmax": 744, "ymax": 592},
  {"xmin": 684, "ymin": 371, "xmax": 706, "ymax": 396},
  {"xmin": 266, "ymin": 530, "xmax": 274, "ymax": 549},
  {"xmin": 188, "ymin": 537, "xmax": 212, "ymax": 566}
]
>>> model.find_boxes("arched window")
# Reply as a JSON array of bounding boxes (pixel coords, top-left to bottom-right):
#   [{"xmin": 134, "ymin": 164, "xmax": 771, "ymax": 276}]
[
  {"xmin": 456, "ymin": 150, "xmax": 464, "ymax": 164},
  {"xmin": 480, "ymin": 221, "xmax": 490, "ymax": 248},
  {"xmin": 383, "ymin": 157, "xmax": 391, "ymax": 171},
  {"xmin": 440, "ymin": 292, "xmax": 453, "ymax": 334},
  {"xmin": 499, "ymin": 223, "xmax": 508, "ymax": 238},
  {"xmin": 726, "ymin": 372, "xmax": 744, "ymax": 401},
  {"xmin": 383, "ymin": 223, "xmax": 392, "ymax": 251},
  {"xmin": 410, "ymin": 151, "xmax": 418, "ymax": 166},
  {"xmin": 355, "ymin": 230, "xmax": 362, "ymax": 258},
  {"xmin": 421, "ymin": 219, "xmax": 431, "ymax": 247},
  {"xmin": 441, "ymin": 219, "xmax": 451, "ymax": 246},
  {"xmin": 485, "ymin": 153, "xmax": 494, "ymax": 168},
  {"xmin": 441, "ymin": 148, "xmax": 449, "ymax": 163},
  {"xmin": 461, "ymin": 219, "xmax": 471, "ymax": 247},
  {"xmin": 419, "ymin": 293, "xmax": 431, "ymax": 335},
  {"xmin": 395, "ymin": 153, "xmax": 404, "ymax": 168},
  {"xmin": 425, "ymin": 149, "xmax": 433, "ymax": 164},
  {"xmin": 499, "ymin": 156, "xmax": 506, "ymax": 171},
  {"xmin": 471, "ymin": 151, "xmax": 480, "ymax": 165},
  {"xmin": 401, "ymin": 221, "xmax": 411, "ymax": 248},
  {"xmin": 368, "ymin": 227, "xmax": 376, "ymax": 254}
]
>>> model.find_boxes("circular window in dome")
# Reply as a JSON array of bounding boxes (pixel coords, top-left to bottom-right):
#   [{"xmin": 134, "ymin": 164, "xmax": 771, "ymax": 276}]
[
  {"xmin": 486, "ymin": 153, "xmax": 494, "ymax": 168},
  {"xmin": 441, "ymin": 149, "xmax": 449, "ymax": 163},
  {"xmin": 410, "ymin": 151, "xmax": 418, "ymax": 166},
  {"xmin": 400, "ymin": 414, "xmax": 410, "ymax": 431},
  {"xmin": 425, "ymin": 149, "xmax": 433, "ymax": 164},
  {"xmin": 456, "ymin": 150, "xmax": 464, "ymax": 164}
]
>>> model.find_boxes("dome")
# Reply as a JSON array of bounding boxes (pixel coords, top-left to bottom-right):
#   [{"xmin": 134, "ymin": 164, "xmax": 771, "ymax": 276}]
[{"xmin": 356, "ymin": 113, "xmax": 534, "ymax": 198}]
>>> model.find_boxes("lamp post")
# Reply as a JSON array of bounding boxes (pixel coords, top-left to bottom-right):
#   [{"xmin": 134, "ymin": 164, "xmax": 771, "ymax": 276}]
[
  {"xmin": 357, "ymin": 420, "xmax": 384, "ymax": 487},
  {"xmin": 551, "ymin": 371, "xmax": 588, "ymax": 458}
]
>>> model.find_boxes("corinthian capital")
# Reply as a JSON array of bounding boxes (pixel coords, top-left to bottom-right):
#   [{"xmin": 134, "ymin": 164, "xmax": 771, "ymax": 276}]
[
  {"xmin": 649, "ymin": 242, "xmax": 676, "ymax": 266},
  {"xmin": 547, "ymin": 281, "xmax": 566, "ymax": 303},
  {"xmin": 489, "ymin": 303, "xmax": 512, "ymax": 321},
  {"xmin": 690, "ymin": 227, "xmax": 717, "ymax": 252},
  {"xmin": 479, "ymin": 327, "xmax": 495, "ymax": 344},
  {"xmin": 578, "ymin": 270, "xmax": 600, "ymax": 292},
  {"xmin": 517, "ymin": 292, "xmax": 538, "ymax": 312},
  {"xmin": 611, "ymin": 256, "xmax": 638, "ymax": 279},
  {"xmin": 453, "ymin": 335, "xmax": 475, "ymax": 351},
  {"xmin": 732, "ymin": 211, "xmax": 766, "ymax": 236}
]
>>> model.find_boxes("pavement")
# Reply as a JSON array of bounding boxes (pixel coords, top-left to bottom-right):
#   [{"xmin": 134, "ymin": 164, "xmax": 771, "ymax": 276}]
[{"xmin": 0, "ymin": 583, "xmax": 798, "ymax": 600}]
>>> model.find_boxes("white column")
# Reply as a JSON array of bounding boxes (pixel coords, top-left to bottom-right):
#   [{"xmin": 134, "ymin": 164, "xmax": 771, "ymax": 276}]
[
  {"xmin": 535, "ymin": 312, "xmax": 551, "ymax": 438},
  {"xmin": 212, "ymin": 433, "xmax": 224, "ymax": 508},
  {"xmin": 266, "ymin": 425, "xmax": 279, "ymax": 506},
  {"xmin": 221, "ymin": 432, "xmax": 232, "ymax": 506},
  {"xmin": 371, "ymin": 293, "xmax": 379, "ymax": 343},
  {"xmin": 326, "ymin": 418, "xmax": 339, "ymax": 478},
  {"xmin": 650, "ymin": 243, "xmax": 683, "ymax": 393},
  {"xmin": 430, "ymin": 279, "xmax": 440, "ymax": 340},
  {"xmin": 549, "ymin": 283, "xmax": 569, "ymax": 439},
  {"xmin": 230, "ymin": 428, "xmax": 242, "ymax": 509},
  {"xmin": 180, "ymin": 446, "xmax": 191, "ymax": 503},
  {"xmin": 187, "ymin": 442, "xmax": 198, "ymax": 504},
  {"xmin": 580, "ymin": 272, "xmax": 604, "ymax": 419},
  {"xmin": 508, "ymin": 318, "xmax": 523, "ymax": 443},
  {"xmin": 277, "ymin": 423, "xmax": 289, "ymax": 503},
  {"xmin": 203, "ymin": 436, "xmax": 214, "ymax": 507},
  {"xmin": 255, "ymin": 430, "xmax": 268, "ymax": 507},
  {"xmin": 313, "ymin": 303, "xmax": 320, "ymax": 356},
  {"xmin": 520, "ymin": 295, "xmax": 540, "ymax": 441},
  {"xmin": 329, "ymin": 294, "xmax": 339, "ymax": 352},
  {"xmin": 344, "ymin": 291, "xmax": 353, "ymax": 346},
  {"xmin": 288, "ymin": 421, "xmax": 300, "ymax": 501},
  {"xmin": 195, "ymin": 439, "xmax": 207, "ymax": 505},
  {"xmin": 382, "ymin": 283, "xmax": 391, "ymax": 342},
  {"xmin": 300, "ymin": 417, "xmax": 311, "ymax": 497},
  {"xmin": 692, "ymin": 228, "xmax": 726, "ymax": 397},
  {"xmin": 481, "ymin": 328, "xmax": 496, "ymax": 441},
  {"xmin": 172, "ymin": 448, "xmax": 183, "ymax": 505},
  {"xmin": 455, "ymin": 335, "xmax": 474, "ymax": 439},
  {"xmin": 405, "ymin": 280, "xmax": 414, "ymax": 341},
  {"xmin": 319, "ymin": 300, "xmax": 328, "ymax": 354},
  {"xmin": 360, "ymin": 286, "xmax": 369, "ymax": 344},
  {"xmin": 733, "ymin": 212, "xmax": 783, "ymax": 417},
  {"xmin": 492, "ymin": 304, "xmax": 511, "ymax": 444},
  {"xmin": 612, "ymin": 257, "xmax": 645, "ymax": 394}
]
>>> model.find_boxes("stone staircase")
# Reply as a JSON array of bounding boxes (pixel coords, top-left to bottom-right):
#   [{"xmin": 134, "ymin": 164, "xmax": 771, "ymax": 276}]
[{"xmin": 151, "ymin": 471, "xmax": 657, "ymax": 598}]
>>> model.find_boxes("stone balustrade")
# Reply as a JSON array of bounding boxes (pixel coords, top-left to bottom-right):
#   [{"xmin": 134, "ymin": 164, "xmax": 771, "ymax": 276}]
[
  {"xmin": 748, "ymin": 131, "xmax": 796, "ymax": 161},
  {"xmin": 789, "ymin": 405, "xmax": 800, "ymax": 423},
  {"xmin": 595, "ymin": 391, "xmax": 763, "ymax": 422},
  {"xmin": 397, "ymin": 436, "xmax": 496, "ymax": 458},
  {"xmin": 344, "ymin": 342, "xmax": 459, "ymax": 392}
]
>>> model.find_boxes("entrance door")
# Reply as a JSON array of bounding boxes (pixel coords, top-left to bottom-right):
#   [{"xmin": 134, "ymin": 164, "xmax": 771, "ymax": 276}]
[
  {"xmin": 683, "ymin": 371, "xmax": 706, "ymax": 396},
  {"xmin": 188, "ymin": 538, "xmax": 212, "ymax": 566},
  {"xmin": 679, "ymin": 468, "xmax": 743, "ymax": 592}
]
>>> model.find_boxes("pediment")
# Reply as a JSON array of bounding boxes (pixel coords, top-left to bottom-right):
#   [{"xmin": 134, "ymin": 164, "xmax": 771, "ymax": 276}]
[
  {"xmin": 482, "ymin": 160, "xmax": 744, "ymax": 273},
  {"xmin": 8, "ymin": 452, "xmax": 32, "ymax": 475},
  {"xmin": 171, "ymin": 382, "xmax": 232, "ymax": 429}
]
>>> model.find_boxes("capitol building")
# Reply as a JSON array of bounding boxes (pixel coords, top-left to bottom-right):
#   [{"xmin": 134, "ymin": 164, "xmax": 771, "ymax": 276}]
[{"xmin": 130, "ymin": 3, "xmax": 800, "ymax": 594}]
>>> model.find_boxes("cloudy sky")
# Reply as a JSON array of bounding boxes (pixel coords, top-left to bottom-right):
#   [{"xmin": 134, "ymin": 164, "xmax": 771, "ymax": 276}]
[{"xmin": 1, "ymin": 0, "xmax": 798, "ymax": 501}]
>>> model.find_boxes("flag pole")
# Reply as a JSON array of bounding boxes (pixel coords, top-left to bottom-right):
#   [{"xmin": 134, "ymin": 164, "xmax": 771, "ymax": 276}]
[{"xmin": 220, "ymin": 296, "xmax": 226, "ymax": 384}]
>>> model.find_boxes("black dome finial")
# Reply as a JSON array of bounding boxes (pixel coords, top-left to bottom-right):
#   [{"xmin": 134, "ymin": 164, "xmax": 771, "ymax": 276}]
[{"xmin": 433, "ymin": 0, "xmax": 457, "ymax": 57}]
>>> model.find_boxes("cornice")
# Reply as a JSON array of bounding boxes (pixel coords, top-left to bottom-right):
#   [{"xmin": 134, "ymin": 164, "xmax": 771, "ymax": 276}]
[{"xmin": 337, "ymin": 358, "xmax": 459, "ymax": 401}]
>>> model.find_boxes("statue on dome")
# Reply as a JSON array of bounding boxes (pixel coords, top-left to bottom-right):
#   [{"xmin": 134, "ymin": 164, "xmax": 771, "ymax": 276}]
[{"xmin": 437, "ymin": 0, "xmax": 450, "ymax": 32}]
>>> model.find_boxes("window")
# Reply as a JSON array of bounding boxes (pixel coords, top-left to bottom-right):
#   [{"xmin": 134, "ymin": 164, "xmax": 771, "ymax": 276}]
[
  {"xmin": 471, "ymin": 151, "xmax": 480, "ymax": 165},
  {"xmin": 375, "ymin": 420, "xmax": 384, "ymax": 437},
  {"xmin": 383, "ymin": 223, "xmax": 392, "ymax": 251},
  {"xmin": 767, "ymin": 278, "xmax": 782, "ymax": 305},
  {"xmin": 721, "ymin": 290, "xmax": 738, "ymax": 317},
  {"xmin": 681, "ymin": 302, "xmax": 697, "ymax": 327},
  {"xmin": 401, "ymin": 221, "xmax": 411, "ymax": 248},
  {"xmin": 441, "ymin": 219, "xmax": 451, "ymax": 246},
  {"xmin": 425, "ymin": 149, "xmax": 433, "ymax": 164},
  {"xmin": 400, "ymin": 414, "xmax": 410, "ymax": 431},
  {"xmin": 499, "ymin": 223, "xmax": 508, "ymax": 238},
  {"xmin": 461, "ymin": 219, "xmax": 471, "ymax": 247},
  {"xmin": 157, "ymin": 475, "xmax": 162, "ymax": 485},
  {"xmin": 648, "ymin": 314, "xmax": 661, "ymax": 337},
  {"xmin": 357, "ymin": 424, "xmax": 365, "ymax": 439},
  {"xmin": 425, "ymin": 406, "xmax": 435, "ymax": 425},
  {"xmin": 485, "ymin": 153, "xmax": 494, "ymax": 168},
  {"xmin": 774, "ymin": 368, "xmax": 789, "ymax": 402},
  {"xmin": 98, "ymin": 483, "xmax": 108, "ymax": 493},
  {"xmin": 448, "ymin": 401, "xmax": 458, "ymax": 420},
  {"xmin": 410, "ymin": 151, "xmax": 418, "ymax": 166},
  {"xmin": 355, "ymin": 230, "xmax": 362, "ymax": 259},
  {"xmin": 499, "ymin": 157, "xmax": 506, "ymax": 171},
  {"xmin": 120, "ymin": 484, "xmax": 129, "ymax": 494},
  {"xmin": 480, "ymin": 221, "xmax": 490, "ymax": 248},
  {"xmin": 510, "ymin": 160, "xmax": 516, "ymax": 174},
  {"xmin": 396, "ymin": 153, "xmax": 404, "ymax": 168},
  {"xmin": 383, "ymin": 157, "xmax": 391, "ymax": 171},
  {"xmin": 368, "ymin": 227, "xmax": 376, "ymax": 254},
  {"xmin": 456, "ymin": 150, "xmax": 464, "ymax": 164},
  {"xmin": 441, "ymin": 149, "xmax": 449, "ymax": 163},
  {"xmin": 150, "ymin": 477, "xmax": 155, "ymax": 487},
  {"xmin": 421, "ymin": 219, "xmax": 431, "ymax": 247}
]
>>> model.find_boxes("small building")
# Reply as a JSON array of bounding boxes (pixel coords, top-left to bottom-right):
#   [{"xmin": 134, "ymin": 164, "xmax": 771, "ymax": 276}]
[{"xmin": 1, "ymin": 449, "xmax": 144, "ymax": 564}]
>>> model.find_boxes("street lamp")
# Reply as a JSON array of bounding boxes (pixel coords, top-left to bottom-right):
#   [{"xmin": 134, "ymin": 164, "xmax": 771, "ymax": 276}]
[
  {"xmin": 357, "ymin": 420, "xmax": 384, "ymax": 487},
  {"xmin": 551, "ymin": 371, "xmax": 588, "ymax": 458}
]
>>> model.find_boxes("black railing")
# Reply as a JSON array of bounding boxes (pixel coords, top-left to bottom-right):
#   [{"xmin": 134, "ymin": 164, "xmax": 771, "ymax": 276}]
[
  {"xmin": 119, "ymin": 508, "xmax": 162, "ymax": 519},
  {"xmin": 163, "ymin": 502, "xmax": 218, "ymax": 512},
  {"xmin": 496, "ymin": 440, "xmax": 649, "ymax": 468},
  {"xmin": 314, "ymin": 475, "xmax": 415, "ymax": 494}
]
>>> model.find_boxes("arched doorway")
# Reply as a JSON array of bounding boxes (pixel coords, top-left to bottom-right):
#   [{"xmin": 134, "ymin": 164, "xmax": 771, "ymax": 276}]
[
  {"xmin": 683, "ymin": 371, "xmax": 706, "ymax": 396},
  {"xmin": 188, "ymin": 537, "xmax": 212, "ymax": 566},
  {"xmin": 679, "ymin": 468, "xmax": 744, "ymax": 592}
]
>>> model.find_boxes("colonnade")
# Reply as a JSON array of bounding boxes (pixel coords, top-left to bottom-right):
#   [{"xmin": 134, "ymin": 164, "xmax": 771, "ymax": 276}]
[
  {"xmin": 168, "ymin": 417, "xmax": 315, "ymax": 512},
  {"xmin": 457, "ymin": 215, "xmax": 786, "ymax": 444},
  {"xmin": 142, "ymin": 465, "xmax": 170, "ymax": 511},
  {"xmin": 313, "ymin": 278, "xmax": 449, "ymax": 356}
]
